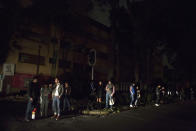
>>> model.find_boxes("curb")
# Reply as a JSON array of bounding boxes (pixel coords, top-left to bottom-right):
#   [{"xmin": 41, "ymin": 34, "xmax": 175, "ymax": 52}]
[{"xmin": 82, "ymin": 110, "xmax": 110, "ymax": 115}]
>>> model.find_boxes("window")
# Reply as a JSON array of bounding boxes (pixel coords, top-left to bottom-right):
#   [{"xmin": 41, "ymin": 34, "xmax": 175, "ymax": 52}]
[{"xmin": 18, "ymin": 53, "xmax": 45, "ymax": 65}]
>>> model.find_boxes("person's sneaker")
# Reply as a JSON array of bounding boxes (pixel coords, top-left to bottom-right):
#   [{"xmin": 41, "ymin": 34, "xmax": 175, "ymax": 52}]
[
  {"xmin": 130, "ymin": 104, "xmax": 133, "ymax": 108},
  {"xmin": 155, "ymin": 104, "xmax": 159, "ymax": 107},
  {"xmin": 51, "ymin": 115, "xmax": 57, "ymax": 119},
  {"xmin": 25, "ymin": 118, "xmax": 30, "ymax": 122},
  {"xmin": 56, "ymin": 115, "xmax": 60, "ymax": 120},
  {"xmin": 104, "ymin": 108, "xmax": 108, "ymax": 110}
]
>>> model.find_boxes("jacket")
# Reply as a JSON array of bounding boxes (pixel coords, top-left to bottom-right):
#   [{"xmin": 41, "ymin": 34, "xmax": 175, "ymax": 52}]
[
  {"xmin": 40, "ymin": 86, "xmax": 51, "ymax": 98},
  {"xmin": 27, "ymin": 81, "xmax": 40, "ymax": 106},
  {"xmin": 52, "ymin": 83, "xmax": 64, "ymax": 98},
  {"xmin": 28, "ymin": 82, "xmax": 40, "ymax": 99}
]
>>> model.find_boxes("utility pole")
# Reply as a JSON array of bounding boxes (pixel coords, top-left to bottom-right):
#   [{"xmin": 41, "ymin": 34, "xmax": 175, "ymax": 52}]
[
  {"xmin": 88, "ymin": 49, "xmax": 96, "ymax": 81},
  {"xmin": 36, "ymin": 45, "xmax": 41, "ymax": 75}
]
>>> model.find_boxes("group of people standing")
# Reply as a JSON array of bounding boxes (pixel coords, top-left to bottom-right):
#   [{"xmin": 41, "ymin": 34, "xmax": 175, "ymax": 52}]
[
  {"xmin": 130, "ymin": 83, "xmax": 173, "ymax": 107},
  {"xmin": 25, "ymin": 77, "xmax": 71, "ymax": 122},
  {"xmin": 25, "ymin": 77, "xmax": 116, "ymax": 122},
  {"xmin": 25, "ymin": 76, "xmax": 192, "ymax": 122},
  {"xmin": 129, "ymin": 83, "xmax": 141, "ymax": 107},
  {"xmin": 92, "ymin": 81, "xmax": 142, "ymax": 109},
  {"xmin": 90, "ymin": 80, "xmax": 116, "ymax": 110}
]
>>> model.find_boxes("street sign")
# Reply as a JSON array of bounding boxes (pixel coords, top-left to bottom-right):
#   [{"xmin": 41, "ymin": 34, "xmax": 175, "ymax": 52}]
[{"xmin": 3, "ymin": 64, "xmax": 15, "ymax": 76}]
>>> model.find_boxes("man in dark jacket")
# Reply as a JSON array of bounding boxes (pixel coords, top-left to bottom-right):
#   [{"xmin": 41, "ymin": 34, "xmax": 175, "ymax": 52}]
[
  {"xmin": 25, "ymin": 76, "xmax": 40, "ymax": 122},
  {"xmin": 62, "ymin": 82, "xmax": 71, "ymax": 112}
]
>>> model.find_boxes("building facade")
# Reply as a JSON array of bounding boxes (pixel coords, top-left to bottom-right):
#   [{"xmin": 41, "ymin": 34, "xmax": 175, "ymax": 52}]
[{"xmin": 0, "ymin": 14, "xmax": 115, "ymax": 94}]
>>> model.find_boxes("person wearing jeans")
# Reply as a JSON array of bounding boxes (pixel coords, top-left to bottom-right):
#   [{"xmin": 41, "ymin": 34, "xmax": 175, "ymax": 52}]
[
  {"xmin": 105, "ymin": 81, "xmax": 115, "ymax": 109},
  {"xmin": 51, "ymin": 77, "xmax": 64, "ymax": 120},
  {"xmin": 155, "ymin": 85, "xmax": 161, "ymax": 106},
  {"xmin": 25, "ymin": 99, "xmax": 33, "ymax": 121},
  {"xmin": 105, "ymin": 92, "xmax": 113, "ymax": 108},
  {"xmin": 129, "ymin": 83, "xmax": 135, "ymax": 107},
  {"xmin": 134, "ymin": 86, "xmax": 141, "ymax": 107}
]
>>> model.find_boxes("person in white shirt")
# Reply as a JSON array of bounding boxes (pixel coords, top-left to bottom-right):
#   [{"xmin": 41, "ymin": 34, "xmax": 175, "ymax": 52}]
[{"xmin": 51, "ymin": 77, "xmax": 64, "ymax": 120}]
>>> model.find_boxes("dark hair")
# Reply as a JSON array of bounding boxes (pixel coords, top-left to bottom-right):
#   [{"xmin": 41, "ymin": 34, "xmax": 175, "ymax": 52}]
[
  {"xmin": 55, "ymin": 77, "xmax": 61, "ymax": 83},
  {"xmin": 32, "ymin": 76, "xmax": 38, "ymax": 80}
]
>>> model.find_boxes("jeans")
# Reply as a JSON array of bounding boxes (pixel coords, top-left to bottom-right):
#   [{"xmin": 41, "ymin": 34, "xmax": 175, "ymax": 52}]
[
  {"xmin": 156, "ymin": 94, "xmax": 160, "ymax": 104},
  {"xmin": 63, "ymin": 96, "xmax": 70, "ymax": 111},
  {"xmin": 130, "ymin": 93, "xmax": 135, "ymax": 105},
  {"xmin": 40, "ymin": 96, "xmax": 49, "ymax": 117},
  {"xmin": 105, "ymin": 92, "xmax": 112, "ymax": 108},
  {"xmin": 52, "ymin": 96, "xmax": 61, "ymax": 116},
  {"xmin": 25, "ymin": 99, "xmax": 33, "ymax": 120},
  {"xmin": 135, "ymin": 97, "xmax": 140, "ymax": 106}
]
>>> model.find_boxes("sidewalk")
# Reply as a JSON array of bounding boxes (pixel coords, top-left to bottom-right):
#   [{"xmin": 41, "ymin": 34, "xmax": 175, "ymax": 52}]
[
  {"xmin": 1, "ymin": 100, "xmax": 195, "ymax": 131},
  {"xmin": 0, "ymin": 95, "xmax": 26, "ymax": 102}
]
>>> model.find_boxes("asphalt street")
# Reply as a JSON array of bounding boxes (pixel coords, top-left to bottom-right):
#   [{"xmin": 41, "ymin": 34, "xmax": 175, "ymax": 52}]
[{"xmin": 0, "ymin": 100, "xmax": 196, "ymax": 131}]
